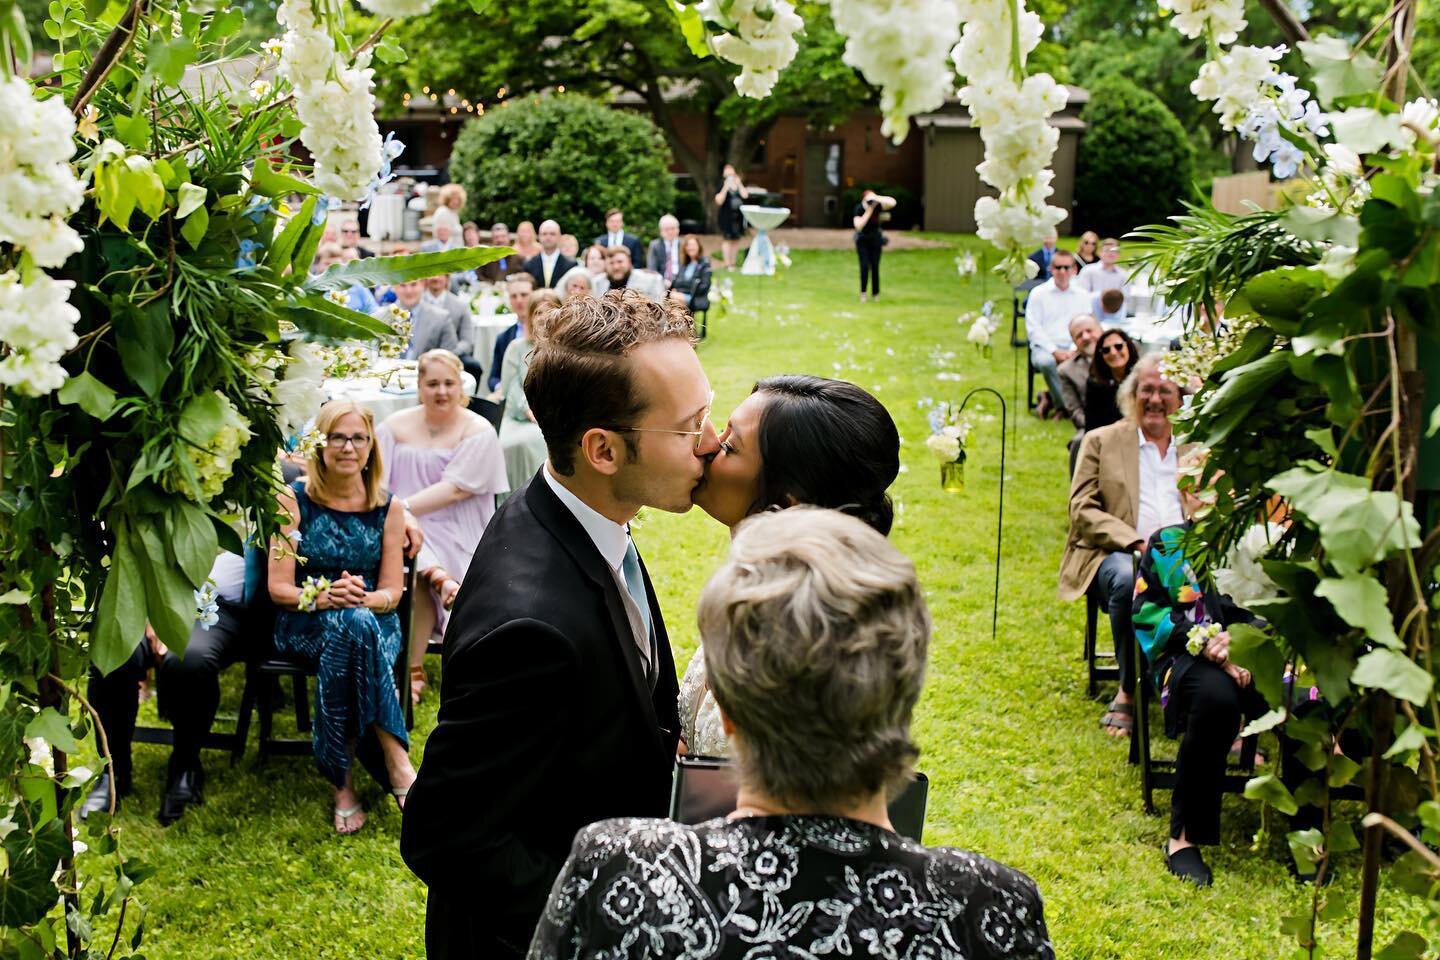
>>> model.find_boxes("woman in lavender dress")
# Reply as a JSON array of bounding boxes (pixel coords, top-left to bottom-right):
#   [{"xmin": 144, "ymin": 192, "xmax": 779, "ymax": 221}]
[{"xmin": 377, "ymin": 349, "xmax": 508, "ymax": 703}]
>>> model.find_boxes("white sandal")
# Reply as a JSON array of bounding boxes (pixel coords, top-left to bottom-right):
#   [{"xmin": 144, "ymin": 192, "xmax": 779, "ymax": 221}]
[{"xmin": 334, "ymin": 803, "xmax": 365, "ymax": 834}]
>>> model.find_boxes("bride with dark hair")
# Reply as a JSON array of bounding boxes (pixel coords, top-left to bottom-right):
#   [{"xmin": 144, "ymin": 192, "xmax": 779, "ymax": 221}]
[{"xmin": 681, "ymin": 375, "xmax": 901, "ymax": 754}]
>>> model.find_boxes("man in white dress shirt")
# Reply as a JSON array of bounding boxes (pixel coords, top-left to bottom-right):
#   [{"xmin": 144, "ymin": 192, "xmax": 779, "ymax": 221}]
[
  {"xmin": 523, "ymin": 219, "xmax": 577, "ymax": 288},
  {"xmin": 1025, "ymin": 247, "xmax": 1094, "ymax": 417}
]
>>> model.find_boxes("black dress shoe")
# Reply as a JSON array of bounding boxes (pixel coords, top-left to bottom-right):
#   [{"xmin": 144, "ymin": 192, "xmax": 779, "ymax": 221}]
[
  {"xmin": 78, "ymin": 773, "xmax": 116, "ymax": 821},
  {"xmin": 1165, "ymin": 844, "xmax": 1213, "ymax": 886},
  {"xmin": 157, "ymin": 766, "xmax": 204, "ymax": 826}
]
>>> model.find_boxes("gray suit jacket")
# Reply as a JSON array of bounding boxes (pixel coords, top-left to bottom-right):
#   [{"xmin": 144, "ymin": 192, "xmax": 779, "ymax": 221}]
[
  {"xmin": 1057, "ymin": 353, "xmax": 1091, "ymax": 428},
  {"xmin": 424, "ymin": 290, "xmax": 474, "ymax": 356},
  {"xmin": 383, "ymin": 301, "xmax": 457, "ymax": 360},
  {"xmin": 646, "ymin": 238, "xmax": 680, "ymax": 280}
]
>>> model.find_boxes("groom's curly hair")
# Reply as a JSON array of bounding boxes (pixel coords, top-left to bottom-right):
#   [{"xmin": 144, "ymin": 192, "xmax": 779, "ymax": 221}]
[{"xmin": 526, "ymin": 288, "xmax": 696, "ymax": 475}]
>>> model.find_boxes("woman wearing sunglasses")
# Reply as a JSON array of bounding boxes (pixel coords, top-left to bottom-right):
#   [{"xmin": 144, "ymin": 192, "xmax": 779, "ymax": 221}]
[{"xmin": 1086, "ymin": 328, "xmax": 1139, "ymax": 431}]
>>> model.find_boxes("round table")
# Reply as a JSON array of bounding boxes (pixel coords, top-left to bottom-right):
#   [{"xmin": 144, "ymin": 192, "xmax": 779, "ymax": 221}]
[
  {"xmin": 739, "ymin": 205, "xmax": 791, "ymax": 276},
  {"xmin": 325, "ymin": 362, "xmax": 479, "ymax": 423}
]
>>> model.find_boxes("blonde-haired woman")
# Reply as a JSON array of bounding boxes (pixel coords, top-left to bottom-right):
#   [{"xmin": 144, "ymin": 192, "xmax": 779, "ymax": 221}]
[
  {"xmin": 269, "ymin": 399, "xmax": 415, "ymax": 835},
  {"xmin": 434, "ymin": 183, "xmax": 467, "ymax": 242},
  {"xmin": 1076, "ymin": 230, "xmax": 1101, "ymax": 266},
  {"xmin": 513, "ymin": 220, "xmax": 541, "ymax": 261},
  {"xmin": 377, "ymin": 350, "xmax": 507, "ymax": 703}
]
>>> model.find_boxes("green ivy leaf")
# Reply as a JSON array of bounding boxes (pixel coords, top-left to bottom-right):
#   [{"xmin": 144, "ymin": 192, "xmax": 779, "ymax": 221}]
[
  {"xmin": 1316, "ymin": 574, "xmax": 1400, "ymax": 648},
  {"xmin": 56, "ymin": 371, "xmax": 118, "ymax": 421},
  {"xmin": 1329, "ymin": 818, "xmax": 1361, "ymax": 854},
  {"xmin": 1377, "ymin": 932, "xmax": 1429, "ymax": 960},
  {"xmin": 0, "ymin": 819, "xmax": 68, "ymax": 926},
  {"xmin": 1304, "ymin": 426, "xmax": 1337, "ymax": 457},
  {"xmin": 145, "ymin": 33, "xmax": 196, "ymax": 87},
  {"xmin": 180, "ymin": 205, "xmax": 209, "ymax": 248},
  {"xmin": 1328, "ymin": 752, "xmax": 1362, "ymax": 787},
  {"xmin": 1227, "ymin": 623, "xmax": 1287, "ymax": 709},
  {"xmin": 113, "ymin": 112, "xmax": 151, "ymax": 151},
  {"xmin": 374, "ymin": 36, "xmax": 407, "ymax": 64},
  {"xmin": 1286, "ymin": 826, "xmax": 1325, "ymax": 866},
  {"xmin": 1297, "ymin": 36, "xmax": 1383, "ymax": 108},
  {"xmin": 175, "ymin": 182, "xmax": 206, "ymax": 220},
  {"xmin": 467, "ymin": 0, "xmax": 493, "ymax": 11},
  {"xmin": 1240, "ymin": 267, "xmax": 1326, "ymax": 335},
  {"xmin": 0, "ymin": 589, "xmax": 30, "ymax": 604},
  {"xmin": 1352, "ymin": 648, "xmax": 1434, "ymax": 705},
  {"xmin": 1268, "ymin": 466, "xmax": 1422, "ymax": 574},
  {"xmin": 199, "ymin": 6, "xmax": 243, "ymax": 41},
  {"xmin": 25, "ymin": 707, "xmax": 80, "ymax": 755},
  {"xmin": 1239, "ymin": 707, "xmax": 1286, "ymax": 738},
  {"xmin": 1245, "ymin": 773, "xmax": 1300, "ymax": 815},
  {"xmin": 1384, "ymin": 722, "xmax": 1432, "ymax": 759},
  {"xmin": 123, "ymin": 155, "xmax": 167, "ymax": 220}
]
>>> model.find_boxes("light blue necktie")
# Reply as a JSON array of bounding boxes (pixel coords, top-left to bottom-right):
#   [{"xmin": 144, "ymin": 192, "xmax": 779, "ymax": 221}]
[{"xmin": 621, "ymin": 538, "xmax": 654, "ymax": 655}]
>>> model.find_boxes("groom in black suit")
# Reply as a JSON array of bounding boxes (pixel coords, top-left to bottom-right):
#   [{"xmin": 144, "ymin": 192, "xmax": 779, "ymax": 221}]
[{"xmin": 401, "ymin": 289, "xmax": 719, "ymax": 959}]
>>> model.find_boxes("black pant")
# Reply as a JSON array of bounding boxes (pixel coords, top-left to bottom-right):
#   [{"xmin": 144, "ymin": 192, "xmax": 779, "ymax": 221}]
[
  {"xmin": 1170, "ymin": 659, "xmax": 1268, "ymax": 844},
  {"xmin": 87, "ymin": 601, "xmax": 247, "ymax": 786},
  {"xmin": 856, "ymin": 234, "xmax": 883, "ymax": 295}
]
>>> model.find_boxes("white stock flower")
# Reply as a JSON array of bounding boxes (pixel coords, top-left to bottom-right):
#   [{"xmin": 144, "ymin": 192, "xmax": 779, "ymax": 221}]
[
  {"xmin": 1401, "ymin": 97, "xmax": 1440, "ymax": 147},
  {"xmin": 274, "ymin": 339, "xmax": 326, "ymax": 437},
  {"xmin": 0, "ymin": 270, "xmax": 80, "ymax": 396},
  {"xmin": 0, "ymin": 77, "xmax": 85, "ymax": 267},
  {"xmin": 1213, "ymin": 522, "xmax": 1286, "ymax": 608},
  {"xmin": 355, "ymin": 0, "xmax": 435, "ymax": 15},
  {"xmin": 1157, "ymin": 0, "xmax": 1246, "ymax": 45},
  {"xmin": 830, "ymin": 0, "xmax": 962, "ymax": 141},
  {"xmin": 697, "ymin": 0, "xmax": 804, "ymax": 99}
]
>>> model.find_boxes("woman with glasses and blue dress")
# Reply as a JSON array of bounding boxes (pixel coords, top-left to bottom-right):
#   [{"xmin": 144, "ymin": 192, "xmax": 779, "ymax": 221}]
[
  {"xmin": 376, "ymin": 349, "xmax": 508, "ymax": 705},
  {"xmin": 269, "ymin": 398, "xmax": 417, "ymax": 836}
]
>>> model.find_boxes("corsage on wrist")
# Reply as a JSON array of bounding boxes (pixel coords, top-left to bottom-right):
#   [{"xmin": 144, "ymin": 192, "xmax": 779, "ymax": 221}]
[
  {"xmin": 298, "ymin": 575, "xmax": 331, "ymax": 612},
  {"xmin": 1186, "ymin": 622, "xmax": 1222, "ymax": 657}
]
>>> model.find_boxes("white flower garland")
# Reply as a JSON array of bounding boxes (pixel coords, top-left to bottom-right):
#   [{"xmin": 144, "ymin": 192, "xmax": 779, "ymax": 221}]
[
  {"xmin": 829, "ymin": 0, "xmax": 962, "ymax": 142},
  {"xmin": 276, "ymin": 0, "xmax": 384, "ymax": 200},
  {"xmin": 694, "ymin": 0, "xmax": 804, "ymax": 98},
  {"xmin": 953, "ymin": 0, "xmax": 1068, "ymax": 280},
  {"xmin": 0, "ymin": 270, "xmax": 80, "ymax": 397}
]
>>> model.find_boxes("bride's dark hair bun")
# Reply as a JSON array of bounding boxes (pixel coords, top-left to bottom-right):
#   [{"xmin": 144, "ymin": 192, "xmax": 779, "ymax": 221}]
[{"xmin": 748, "ymin": 376, "xmax": 900, "ymax": 536}]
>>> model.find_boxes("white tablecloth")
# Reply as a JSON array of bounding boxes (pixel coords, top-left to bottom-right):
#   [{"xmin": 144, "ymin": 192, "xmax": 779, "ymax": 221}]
[
  {"xmin": 740, "ymin": 205, "xmax": 791, "ymax": 276},
  {"xmin": 325, "ymin": 363, "xmax": 479, "ymax": 423},
  {"xmin": 472, "ymin": 313, "xmax": 517, "ymax": 383}
]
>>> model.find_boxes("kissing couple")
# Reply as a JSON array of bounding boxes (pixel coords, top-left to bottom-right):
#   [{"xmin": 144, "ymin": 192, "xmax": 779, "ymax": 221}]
[{"xmin": 399, "ymin": 289, "xmax": 901, "ymax": 959}]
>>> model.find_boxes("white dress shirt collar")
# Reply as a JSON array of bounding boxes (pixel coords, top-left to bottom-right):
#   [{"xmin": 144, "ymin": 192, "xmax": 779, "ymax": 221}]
[{"xmin": 543, "ymin": 463, "xmax": 629, "ymax": 573}]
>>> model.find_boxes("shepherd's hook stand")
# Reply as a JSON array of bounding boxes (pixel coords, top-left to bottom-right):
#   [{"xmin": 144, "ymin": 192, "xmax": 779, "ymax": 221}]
[{"xmin": 952, "ymin": 386, "xmax": 1007, "ymax": 641}]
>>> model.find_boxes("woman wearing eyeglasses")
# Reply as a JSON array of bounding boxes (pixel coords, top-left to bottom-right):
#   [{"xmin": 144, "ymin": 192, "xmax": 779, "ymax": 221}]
[
  {"xmin": 1085, "ymin": 328, "xmax": 1139, "ymax": 431},
  {"xmin": 268, "ymin": 399, "xmax": 416, "ymax": 835},
  {"xmin": 377, "ymin": 350, "xmax": 509, "ymax": 705},
  {"xmin": 679, "ymin": 375, "xmax": 900, "ymax": 756}
]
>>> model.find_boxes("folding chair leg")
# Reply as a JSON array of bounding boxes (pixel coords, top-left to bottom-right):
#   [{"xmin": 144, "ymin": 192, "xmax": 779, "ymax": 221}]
[
  {"xmin": 233, "ymin": 667, "xmax": 258, "ymax": 766},
  {"xmin": 1084, "ymin": 597, "xmax": 1099, "ymax": 698}
]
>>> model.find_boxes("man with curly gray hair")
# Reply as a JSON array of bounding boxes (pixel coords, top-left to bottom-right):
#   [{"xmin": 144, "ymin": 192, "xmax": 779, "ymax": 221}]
[{"xmin": 530, "ymin": 509, "xmax": 1054, "ymax": 960}]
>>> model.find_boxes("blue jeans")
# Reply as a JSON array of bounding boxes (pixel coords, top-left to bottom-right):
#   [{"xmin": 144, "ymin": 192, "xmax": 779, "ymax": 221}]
[{"xmin": 1029, "ymin": 345, "xmax": 1069, "ymax": 414}]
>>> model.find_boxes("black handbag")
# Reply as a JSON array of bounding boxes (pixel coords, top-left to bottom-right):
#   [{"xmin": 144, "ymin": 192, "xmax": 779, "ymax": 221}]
[{"xmin": 669, "ymin": 755, "xmax": 930, "ymax": 842}]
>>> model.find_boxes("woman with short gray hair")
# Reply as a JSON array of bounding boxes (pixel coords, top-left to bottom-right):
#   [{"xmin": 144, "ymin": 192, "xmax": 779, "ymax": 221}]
[{"xmin": 529, "ymin": 509, "xmax": 1054, "ymax": 960}]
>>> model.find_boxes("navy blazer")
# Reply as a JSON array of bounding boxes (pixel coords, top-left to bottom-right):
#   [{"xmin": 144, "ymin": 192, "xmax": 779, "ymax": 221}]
[{"xmin": 594, "ymin": 232, "xmax": 644, "ymax": 266}]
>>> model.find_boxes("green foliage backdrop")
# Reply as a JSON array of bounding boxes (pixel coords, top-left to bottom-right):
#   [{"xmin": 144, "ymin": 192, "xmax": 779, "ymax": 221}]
[{"xmin": 448, "ymin": 94, "xmax": 677, "ymax": 240}]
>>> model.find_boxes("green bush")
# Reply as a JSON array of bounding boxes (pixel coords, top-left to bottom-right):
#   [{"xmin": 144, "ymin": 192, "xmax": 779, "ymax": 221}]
[
  {"xmin": 1074, "ymin": 78, "xmax": 1195, "ymax": 239},
  {"xmin": 840, "ymin": 182, "xmax": 920, "ymax": 230},
  {"xmin": 448, "ymin": 94, "xmax": 676, "ymax": 244}
]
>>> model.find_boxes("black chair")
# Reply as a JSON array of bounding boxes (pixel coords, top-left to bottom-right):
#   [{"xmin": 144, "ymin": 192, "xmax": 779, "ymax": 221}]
[
  {"xmin": 1082, "ymin": 591, "xmax": 1119, "ymax": 699},
  {"xmin": 238, "ymin": 565, "xmax": 418, "ymax": 763},
  {"xmin": 468, "ymin": 396, "xmax": 505, "ymax": 433},
  {"xmin": 1011, "ymin": 279, "xmax": 1039, "ymax": 348}
]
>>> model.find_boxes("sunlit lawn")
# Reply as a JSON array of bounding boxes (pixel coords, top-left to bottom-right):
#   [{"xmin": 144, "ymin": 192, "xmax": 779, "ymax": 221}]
[{"xmin": 87, "ymin": 238, "xmax": 1424, "ymax": 958}]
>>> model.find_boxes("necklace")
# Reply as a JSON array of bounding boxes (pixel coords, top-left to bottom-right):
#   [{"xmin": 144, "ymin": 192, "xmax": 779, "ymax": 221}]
[{"xmin": 424, "ymin": 412, "xmax": 454, "ymax": 440}]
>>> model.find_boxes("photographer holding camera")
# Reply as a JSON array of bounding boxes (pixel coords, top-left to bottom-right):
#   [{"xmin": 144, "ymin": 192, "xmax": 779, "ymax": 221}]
[
  {"xmin": 854, "ymin": 188, "xmax": 898, "ymax": 303},
  {"xmin": 713, "ymin": 163, "xmax": 750, "ymax": 271}
]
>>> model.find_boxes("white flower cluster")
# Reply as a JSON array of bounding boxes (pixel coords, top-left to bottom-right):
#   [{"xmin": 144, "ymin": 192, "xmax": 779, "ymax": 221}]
[
  {"xmin": 0, "ymin": 270, "xmax": 81, "ymax": 396},
  {"xmin": 1186, "ymin": 621, "xmax": 1223, "ymax": 657},
  {"xmin": 964, "ymin": 310, "xmax": 1000, "ymax": 350},
  {"xmin": 695, "ymin": 0, "xmax": 804, "ymax": 98},
  {"xmin": 0, "ymin": 78, "xmax": 85, "ymax": 267},
  {"xmin": 954, "ymin": 0, "xmax": 1068, "ymax": 280},
  {"xmin": 274, "ymin": 339, "xmax": 326, "ymax": 438},
  {"xmin": 194, "ymin": 580, "xmax": 220, "ymax": 630},
  {"xmin": 355, "ymin": 0, "xmax": 435, "ymax": 16},
  {"xmin": 1213, "ymin": 522, "xmax": 1286, "ymax": 608},
  {"xmin": 1157, "ymin": 0, "xmax": 1246, "ymax": 45},
  {"xmin": 1402, "ymin": 97, "xmax": 1440, "ymax": 148},
  {"xmin": 829, "ymin": 0, "xmax": 962, "ymax": 142},
  {"xmin": 277, "ymin": 0, "xmax": 384, "ymax": 200},
  {"xmin": 1187, "ymin": 42, "xmax": 1324, "ymax": 179},
  {"xmin": 1306, "ymin": 143, "xmax": 1370, "ymax": 215},
  {"xmin": 165, "ymin": 393, "xmax": 253, "ymax": 503},
  {"xmin": 1158, "ymin": 313, "xmax": 1261, "ymax": 387},
  {"xmin": 297, "ymin": 575, "xmax": 331, "ymax": 612}
]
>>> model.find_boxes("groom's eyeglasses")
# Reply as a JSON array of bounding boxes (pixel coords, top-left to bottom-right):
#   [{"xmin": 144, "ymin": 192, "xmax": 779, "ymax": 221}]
[{"xmin": 603, "ymin": 391, "xmax": 715, "ymax": 452}]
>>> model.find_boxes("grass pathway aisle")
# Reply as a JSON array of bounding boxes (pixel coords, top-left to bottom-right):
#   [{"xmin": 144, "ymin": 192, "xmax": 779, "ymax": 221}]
[{"xmin": 98, "ymin": 242, "xmax": 1421, "ymax": 958}]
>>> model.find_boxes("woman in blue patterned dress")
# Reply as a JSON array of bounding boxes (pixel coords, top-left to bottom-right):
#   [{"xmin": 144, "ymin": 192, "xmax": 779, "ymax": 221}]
[{"xmin": 269, "ymin": 399, "xmax": 416, "ymax": 835}]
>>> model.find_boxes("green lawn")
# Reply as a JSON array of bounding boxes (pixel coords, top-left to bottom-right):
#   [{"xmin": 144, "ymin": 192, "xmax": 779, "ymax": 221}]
[{"xmin": 90, "ymin": 239, "xmax": 1425, "ymax": 958}]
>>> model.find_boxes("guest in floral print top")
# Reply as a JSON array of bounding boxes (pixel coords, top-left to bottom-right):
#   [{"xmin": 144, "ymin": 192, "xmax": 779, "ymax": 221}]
[{"xmin": 529, "ymin": 509, "xmax": 1053, "ymax": 960}]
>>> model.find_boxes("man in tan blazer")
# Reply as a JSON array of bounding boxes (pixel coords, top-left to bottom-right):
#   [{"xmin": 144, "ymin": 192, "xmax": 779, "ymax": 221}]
[{"xmin": 1060, "ymin": 352, "xmax": 1186, "ymax": 736}]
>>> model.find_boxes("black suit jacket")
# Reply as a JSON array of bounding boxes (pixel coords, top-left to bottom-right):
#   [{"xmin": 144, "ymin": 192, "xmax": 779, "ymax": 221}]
[
  {"xmin": 401, "ymin": 474, "xmax": 681, "ymax": 959},
  {"xmin": 522, "ymin": 252, "xmax": 577, "ymax": 288},
  {"xmin": 595, "ymin": 232, "xmax": 644, "ymax": 265}
]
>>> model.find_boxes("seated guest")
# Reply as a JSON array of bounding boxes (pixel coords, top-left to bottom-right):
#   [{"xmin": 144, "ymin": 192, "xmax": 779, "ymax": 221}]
[
  {"xmin": 1086, "ymin": 328, "xmax": 1138, "ymax": 432},
  {"xmin": 1060, "ymin": 352, "xmax": 1186, "ymax": 738},
  {"xmin": 558, "ymin": 233, "xmax": 580, "ymax": 259},
  {"xmin": 581, "ymin": 243, "xmax": 607, "ymax": 277},
  {"xmin": 1133, "ymin": 450, "xmax": 1266, "ymax": 887},
  {"xmin": 532, "ymin": 508, "xmax": 1055, "ymax": 960},
  {"xmin": 592, "ymin": 207, "xmax": 644, "ymax": 265},
  {"xmin": 422, "ymin": 273, "xmax": 479, "ymax": 384},
  {"xmin": 1078, "ymin": 238, "xmax": 1130, "ymax": 297},
  {"xmin": 1028, "ymin": 227, "xmax": 1058, "ymax": 281},
  {"xmin": 1057, "ymin": 314, "xmax": 1101, "ymax": 432},
  {"xmin": 432, "ymin": 183, "xmax": 465, "ymax": 242},
  {"xmin": 1095, "ymin": 286, "xmax": 1126, "ymax": 322},
  {"xmin": 666, "ymin": 234, "xmax": 711, "ymax": 310},
  {"xmin": 314, "ymin": 243, "xmax": 377, "ymax": 314},
  {"xmin": 522, "ymin": 219, "xmax": 576, "ymax": 288},
  {"xmin": 461, "ymin": 220, "xmax": 481, "ymax": 248},
  {"xmin": 81, "ymin": 550, "xmax": 251, "ymax": 824},
  {"xmin": 1025, "ymin": 247, "xmax": 1092, "ymax": 419},
  {"xmin": 512, "ymin": 220, "xmax": 541, "ymax": 261},
  {"xmin": 477, "ymin": 223, "xmax": 515, "ymax": 284},
  {"xmin": 421, "ymin": 219, "xmax": 459, "ymax": 253},
  {"xmin": 378, "ymin": 350, "xmax": 508, "ymax": 703},
  {"xmin": 269, "ymin": 400, "xmax": 417, "ymax": 834},
  {"xmin": 1075, "ymin": 230, "xmax": 1101, "ymax": 266},
  {"xmin": 378, "ymin": 279, "xmax": 457, "ymax": 359},
  {"xmin": 680, "ymin": 376, "xmax": 900, "ymax": 757},
  {"xmin": 593, "ymin": 246, "xmax": 666, "ymax": 300},
  {"xmin": 486, "ymin": 273, "xmax": 533, "ymax": 392},
  {"xmin": 340, "ymin": 219, "xmax": 375, "ymax": 258},
  {"xmin": 452, "ymin": 221, "xmax": 484, "ymax": 288},
  {"xmin": 556, "ymin": 265, "xmax": 593, "ymax": 301},
  {"xmin": 646, "ymin": 213, "xmax": 682, "ymax": 284},
  {"xmin": 496, "ymin": 290, "xmax": 561, "ymax": 495}
]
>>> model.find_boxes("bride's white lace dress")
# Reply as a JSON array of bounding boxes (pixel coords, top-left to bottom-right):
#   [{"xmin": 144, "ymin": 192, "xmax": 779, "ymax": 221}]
[{"xmin": 677, "ymin": 645, "xmax": 731, "ymax": 757}]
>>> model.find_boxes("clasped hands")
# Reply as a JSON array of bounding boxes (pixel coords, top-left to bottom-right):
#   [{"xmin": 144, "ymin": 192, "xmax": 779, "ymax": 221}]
[
  {"xmin": 1199, "ymin": 629, "xmax": 1252, "ymax": 689},
  {"xmin": 314, "ymin": 572, "xmax": 371, "ymax": 610}
]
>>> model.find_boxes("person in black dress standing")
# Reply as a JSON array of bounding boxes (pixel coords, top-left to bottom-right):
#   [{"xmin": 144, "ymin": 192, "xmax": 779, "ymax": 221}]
[
  {"xmin": 713, "ymin": 163, "xmax": 749, "ymax": 271},
  {"xmin": 853, "ymin": 188, "xmax": 897, "ymax": 303},
  {"xmin": 401, "ymin": 290, "xmax": 721, "ymax": 959},
  {"xmin": 530, "ymin": 508, "xmax": 1054, "ymax": 960}
]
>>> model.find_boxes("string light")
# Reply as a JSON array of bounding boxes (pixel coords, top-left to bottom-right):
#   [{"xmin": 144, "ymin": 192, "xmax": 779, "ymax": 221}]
[
  {"xmin": 422, "ymin": 85, "xmax": 430, "ymax": 94},
  {"xmin": 497, "ymin": 86, "xmax": 507, "ymax": 98},
  {"xmin": 447, "ymin": 88, "xmax": 456, "ymax": 96},
  {"xmin": 557, "ymin": 84, "xmax": 565, "ymax": 93}
]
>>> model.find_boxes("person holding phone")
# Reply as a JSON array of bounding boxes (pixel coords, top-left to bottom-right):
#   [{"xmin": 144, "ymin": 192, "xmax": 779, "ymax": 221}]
[
  {"xmin": 853, "ymin": 188, "xmax": 897, "ymax": 302},
  {"xmin": 713, "ymin": 163, "xmax": 749, "ymax": 271}
]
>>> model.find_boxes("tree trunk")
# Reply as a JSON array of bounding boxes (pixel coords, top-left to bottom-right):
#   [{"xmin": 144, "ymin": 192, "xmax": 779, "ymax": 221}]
[{"xmin": 636, "ymin": 81, "xmax": 725, "ymax": 232}]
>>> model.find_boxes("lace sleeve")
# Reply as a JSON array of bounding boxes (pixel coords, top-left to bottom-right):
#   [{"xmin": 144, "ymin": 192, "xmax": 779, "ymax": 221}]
[{"xmin": 677, "ymin": 648, "xmax": 707, "ymax": 752}]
